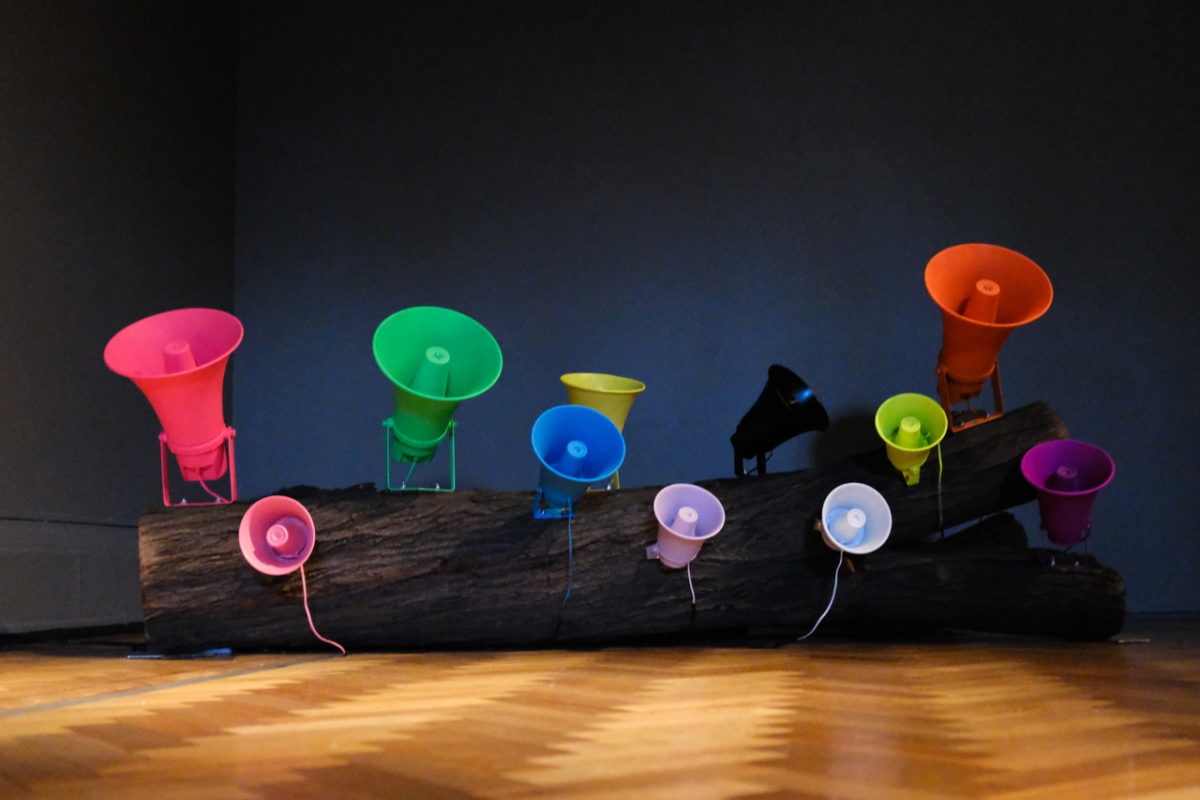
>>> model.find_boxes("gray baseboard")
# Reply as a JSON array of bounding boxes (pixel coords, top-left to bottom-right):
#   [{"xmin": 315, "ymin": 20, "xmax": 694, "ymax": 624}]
[{"xmin": 0, "ymin": 518, "xmax": 141, "ymax": 634}]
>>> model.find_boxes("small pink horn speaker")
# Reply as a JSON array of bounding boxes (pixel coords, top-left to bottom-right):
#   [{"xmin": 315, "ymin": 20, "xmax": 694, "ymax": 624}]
[
  {"xmin": 647, "ymin": 483, "xmax": 726, "ymax": 568},
  {"xmin": 238, "ymin": 496, "xmax": 316, "ymax": 575}
]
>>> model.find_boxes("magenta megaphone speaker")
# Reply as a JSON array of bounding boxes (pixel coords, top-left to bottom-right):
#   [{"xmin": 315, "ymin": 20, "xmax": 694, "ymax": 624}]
[
  {"xmin": 239, "ymin": 495, "xmax": 317, "ymax": 575},
  {"xmin": 925, "ymin": 244, "xmax": 1053, "ymax": 431},
  {"xmin": 647, "ymin": 483, "xmax": 726, "ymax": 568},
  {"xmin": 104, "ymin": 308, "xmax": 243, "ymax": 506},
  {"xmin": 819, "ymin": 483, "xmax": 893, "ymax": 554},
  {"xmin": 1021, "ymin": 439, "xmax": 1115, "ymax": 548},
  {"xmin": 731, "ymin": 365, "xmax": 829, "ymax": 476}
]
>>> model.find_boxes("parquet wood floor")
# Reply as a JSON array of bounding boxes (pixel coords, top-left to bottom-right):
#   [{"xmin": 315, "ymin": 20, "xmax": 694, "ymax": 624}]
[{"xmin": 1, "ymin": 618, "xmax": 1197, "ymax": 799}]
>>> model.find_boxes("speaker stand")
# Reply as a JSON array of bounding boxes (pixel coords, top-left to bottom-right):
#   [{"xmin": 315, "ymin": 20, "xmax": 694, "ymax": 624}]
[
  {"xmin": 385, "ymin": 420, "xmax": 456, "ymax": 492},
  {"xmin": 937, "ymin": 362, "xmax": 1006, "ymax": 433},
  {"xmin": 532, "ymin": 490, "xmax": 575, "ymax": 519},
  {"xmin": 159, "ymin": 427, "xmax": 237, "ymax": 507},
  {"xmin": 733, "ymin": 446, "xmax": 769, "ymax": 477},
  {"xmin": 584, "ymin": 472, "xmax": 619, "ymax": 493}
]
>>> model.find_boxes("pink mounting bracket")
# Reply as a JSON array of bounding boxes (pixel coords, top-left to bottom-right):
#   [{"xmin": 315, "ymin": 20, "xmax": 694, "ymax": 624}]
[{"xmin": 159, "ymin": 426, "xmax": 237, "ymax": 507}]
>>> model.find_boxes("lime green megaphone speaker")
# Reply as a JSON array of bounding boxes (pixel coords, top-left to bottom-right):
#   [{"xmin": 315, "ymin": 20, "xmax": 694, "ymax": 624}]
[
  {"xmin": 874, "ymin": 393, "xmax": 948, "ymax": 486},
  {"xmin": 373, "ymin": 306, "xmax": 502, "ymax": 491},
  {"xmin": 560, "ymin": 372, "xmax": 645, "ymax": 489}
]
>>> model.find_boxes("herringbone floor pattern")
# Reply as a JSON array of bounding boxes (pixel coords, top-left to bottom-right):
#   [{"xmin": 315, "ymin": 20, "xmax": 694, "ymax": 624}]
[{"xmin": 2, "ymin": 620, "xmax": 1197, "ymax": 799}]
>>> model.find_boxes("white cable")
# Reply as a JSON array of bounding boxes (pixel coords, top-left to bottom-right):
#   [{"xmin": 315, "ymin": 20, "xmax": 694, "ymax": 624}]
[{"xmin": 797, "ymin": 551, "xmax": 844, "ymax": 641}]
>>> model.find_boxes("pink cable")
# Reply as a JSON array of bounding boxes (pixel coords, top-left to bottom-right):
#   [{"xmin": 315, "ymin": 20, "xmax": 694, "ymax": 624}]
[
  {"xmin": 197, "ymin": 478, "xmax": 229, "ymax": 504},
  {"xmin": 300, "ymin": 565, "xmax": 346, "ymax": 655}
]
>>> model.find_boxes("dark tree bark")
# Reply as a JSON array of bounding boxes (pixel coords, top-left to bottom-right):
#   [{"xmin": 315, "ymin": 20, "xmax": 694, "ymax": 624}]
[
  {"xmin": 830, "ymin": 513, "xmax": 1125, "ymax": 641},
  {"xmin": 137, "ymin": 402, "xmax": 1123, "ymax": 652}
]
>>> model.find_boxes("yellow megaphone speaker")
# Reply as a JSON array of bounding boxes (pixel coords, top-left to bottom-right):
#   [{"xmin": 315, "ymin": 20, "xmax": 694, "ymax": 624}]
[
  {"xmin": 874, "ymin": 393, "xmax": 948, "ymax": 486},
  {"xmin": 560, "ymin": 372, "xmax": 645, "ymax": 489},
  {"xmin": 925, "ymin": 243, "xmax": 1053, "ymax": 431}
]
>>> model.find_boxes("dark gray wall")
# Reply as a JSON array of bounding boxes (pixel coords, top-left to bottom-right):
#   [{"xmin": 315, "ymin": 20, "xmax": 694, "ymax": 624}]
[
  {"xmin": 0, "ymin": 0, "xmax": 236, "ymax": 630},
  {"xmin": 4, "ymin": 1, "xmax": 1194, "ymax": 631},
  {"xmin": 234, "ymin": 1, "xmax": 1198, "ymax": 613}
]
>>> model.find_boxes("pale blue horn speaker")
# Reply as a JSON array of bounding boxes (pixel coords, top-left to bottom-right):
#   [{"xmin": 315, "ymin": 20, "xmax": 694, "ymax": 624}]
[{"xmin": 531, "ymin": 405, "xmax": 625, "ymax": 518}]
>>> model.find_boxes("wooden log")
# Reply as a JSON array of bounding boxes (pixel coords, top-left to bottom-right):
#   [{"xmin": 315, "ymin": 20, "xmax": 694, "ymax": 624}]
[
  {"xmin": 138, "ymin": 401, "xmax": 1123, "ymax": 651},
  {"xmin": 830, "ymin": 513, "xmax": 1126, "ymax": 641}
]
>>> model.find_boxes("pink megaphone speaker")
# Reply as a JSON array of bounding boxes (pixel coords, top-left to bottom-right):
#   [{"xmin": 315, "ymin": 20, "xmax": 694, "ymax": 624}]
[
  {"xmin": 104, "ymin": 308, "xmax": 243, "ymax": 505},
  {"xmin": 1021, "ymin": 439, "xmax": 1115, "ymax": 548},
  {"xmin": 239, "ymin": 495, "xmax": 317, "ymax": 575},
  {"xmin": 925, "ymin": 244, "xmax": 1053, "ymax": 431},
  {"xmin": 238, "ymin": 496, "xmax": 345, "ymax": 654},
  {"xmin": 647, "ymin": 483, "xmax": 726, "ymax": 568}
]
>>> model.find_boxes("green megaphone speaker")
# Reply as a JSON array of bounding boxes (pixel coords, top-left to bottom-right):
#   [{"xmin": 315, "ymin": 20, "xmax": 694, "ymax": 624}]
[
  {"xmin": 373, "ymin": 306, "xmax": 502, "ymax": 491},
  {"xmin": 874, "ymin": 393, "xmax": 948, "ymax": 486}
]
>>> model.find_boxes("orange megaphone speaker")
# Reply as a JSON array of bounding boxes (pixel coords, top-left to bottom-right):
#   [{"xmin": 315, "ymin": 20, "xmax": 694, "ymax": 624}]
[
  {"xmin": 373, "ymin": 306, "xmax": 503, "ymax": 491},
  {"xmin": 239, "ymin": 495, "xmax": 316, "ymax": 575},
  {"xmin": 104, "ymin": 308, "xmax": 242, "ymax": 506},
  {"xmin": 730, "ymin": 365, "xmax": 828, "ymax": 476},
  {"xmin": 561, "ymin": 372, "xmax": 645, "ymax": 489},
  {"xmin": 875, "ymin": 393, "xmax": 948, "ymax": 486},
  {"xmin": 925, "ymin": 243, "xmax": 1053, "ymax": 431}
]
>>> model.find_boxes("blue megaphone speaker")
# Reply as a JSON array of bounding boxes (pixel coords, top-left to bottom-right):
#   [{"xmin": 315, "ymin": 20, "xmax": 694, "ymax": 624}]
[
  {"xmin": 373, "ymin": 306, "xmax": 502, "ymax": 491},
  {"xmin": 531, "ymin": 405, "xmax": 625, "ymax": 518}
]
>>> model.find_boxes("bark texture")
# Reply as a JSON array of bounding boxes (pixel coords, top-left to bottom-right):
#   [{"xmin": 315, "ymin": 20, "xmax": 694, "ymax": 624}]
[{"xmin": 137, "ymin": 401, "xmax": 1124, "ymax": 651}]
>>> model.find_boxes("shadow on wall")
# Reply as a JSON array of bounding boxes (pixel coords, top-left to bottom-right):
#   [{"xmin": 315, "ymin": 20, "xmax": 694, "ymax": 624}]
[{"xmin": 809, "ymin": 411, "xmax": 881, "ymax": 470}]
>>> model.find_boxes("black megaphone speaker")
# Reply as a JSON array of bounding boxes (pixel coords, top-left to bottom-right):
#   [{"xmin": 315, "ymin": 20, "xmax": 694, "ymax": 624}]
[{"xmin": 730, "ymin": 365, "xmax": 829, "ymax": 476}]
